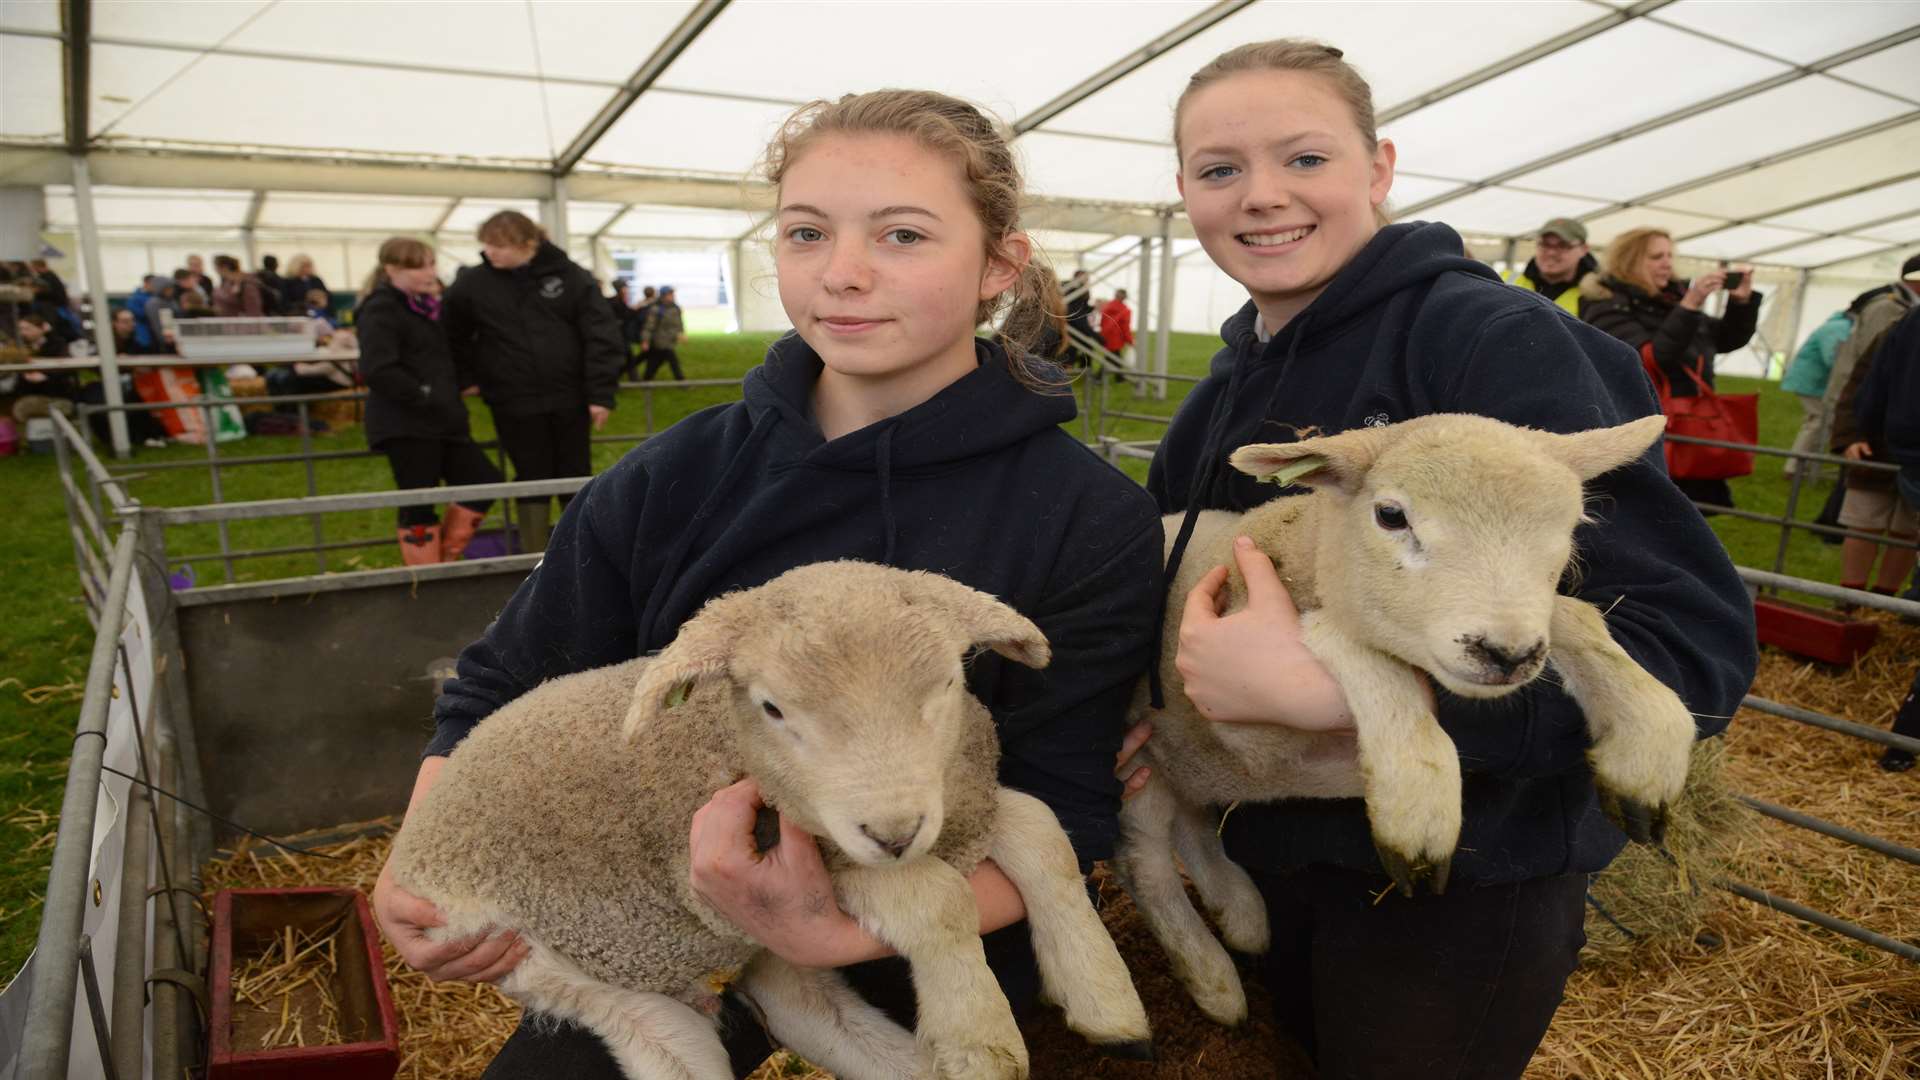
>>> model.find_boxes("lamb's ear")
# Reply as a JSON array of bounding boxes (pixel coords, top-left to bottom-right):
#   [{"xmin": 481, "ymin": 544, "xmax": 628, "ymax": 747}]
[
  {"xmin": 1537, "ymin": 415, "xmax": 1666, "ymax": 481},
  {"xmin": 1229, "ymin": 425, "xmax": 1391, "ymax": 495},
  {"xmin": 898, "ymin": 572, "xmax": 1052, "ymax": 670},
  {"xmin": 622, "ymin": 603, "xmax": 742, "ymax": 741}
]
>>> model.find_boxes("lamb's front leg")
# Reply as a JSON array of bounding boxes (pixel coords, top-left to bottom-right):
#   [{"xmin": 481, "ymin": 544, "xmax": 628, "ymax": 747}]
[
  {"xmin": 1303, "ymin": 615, "xmax": 1463, "ymax": 897},
  {"xmin": 986, "ymin": 788, "xmax": 1152, "ymax": 1058},
  {"xmin": 835, "ymin": 858, "xmax": 1027, "ymax": 1080},
  {"xmin": 1549, "ymin": 594, "xmax": 1697, "ymax": 845}
]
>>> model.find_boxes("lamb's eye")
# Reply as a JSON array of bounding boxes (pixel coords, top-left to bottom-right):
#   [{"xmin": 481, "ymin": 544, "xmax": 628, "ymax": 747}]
[
  {"xmin": 761, "ymin": 701, "xmax": 784, "ymax": 721},
  {"xmin": 1374, "ymin": 503, "xmax": 1408, "ymax": 531}
]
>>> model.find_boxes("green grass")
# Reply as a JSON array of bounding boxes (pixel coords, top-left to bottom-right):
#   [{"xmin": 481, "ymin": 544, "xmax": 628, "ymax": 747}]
[{"xmin": 0, "ymin": 331, "xmax": 1833, "ymax": 981}]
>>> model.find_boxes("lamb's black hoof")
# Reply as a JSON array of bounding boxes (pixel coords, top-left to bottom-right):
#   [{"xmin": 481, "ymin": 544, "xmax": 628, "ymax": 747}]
[
  {"xmin": 1374, "ymin": 841, "xmax": 1451, "ymax": 897},
  {"xmin": 1095, "ymin": 1039, "xmax": 1156, "ymax": 1062},
  {"xmin": 1374, "ymin": 846, "xmax": 1421, "ymax": 899},
  {"xmin": 1599, "ymin": 791, "xmax": 1663, "ymax": 846}
]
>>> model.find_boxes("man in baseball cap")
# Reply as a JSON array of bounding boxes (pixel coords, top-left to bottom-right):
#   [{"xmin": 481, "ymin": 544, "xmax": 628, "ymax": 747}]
[{"xmin": 1506, "ymin": 217, "xmax": 1596, "ymax": 316}]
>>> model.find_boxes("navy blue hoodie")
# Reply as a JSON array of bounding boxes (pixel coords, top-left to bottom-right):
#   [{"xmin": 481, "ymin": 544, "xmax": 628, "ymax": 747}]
[
  {"xmin": 432, "ymin": 334, "xmax": 1164, "ymax": 865},
  {"xmin": 1149, "ymin": 222, "xmax": 1756, "ymax": 886}
]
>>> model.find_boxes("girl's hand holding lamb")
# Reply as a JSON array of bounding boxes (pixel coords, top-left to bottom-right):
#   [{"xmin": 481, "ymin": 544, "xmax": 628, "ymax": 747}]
[
  {"xmin": 1176, "ymin": 537, "xmax": 1355, "ymax": 732},
  {"xmin": 372, "ymin": 857, "xmax": 528, "ymax": 983},
  {"xmin": 689, "ymin": 777, "xmax": 875, "ymax": 969},
  {"xmin": 1113, "ymin": 721, "xmax": 1155, "ymax": 799}
]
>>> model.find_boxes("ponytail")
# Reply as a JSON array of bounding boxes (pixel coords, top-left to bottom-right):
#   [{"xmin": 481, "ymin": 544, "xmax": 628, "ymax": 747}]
[
  {"xmin": 358, "ymin": 266, "xmax": 389, "ymax": 302},
  {"xmin": 994, "ymin": 250, "xmax": 1075, "ymax": 392}
]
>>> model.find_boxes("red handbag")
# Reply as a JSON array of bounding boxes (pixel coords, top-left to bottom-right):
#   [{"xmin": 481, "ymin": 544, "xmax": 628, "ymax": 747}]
[{"xmin": 1641, "ymin": 344, "xmax": 1758, "ymax": 480}]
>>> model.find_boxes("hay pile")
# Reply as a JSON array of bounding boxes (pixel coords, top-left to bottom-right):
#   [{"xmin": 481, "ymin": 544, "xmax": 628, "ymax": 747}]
[
  {"xmin": 1580, "ymin": 738, "xmax": 1758, "ymax": 960},
  {"xmin": 207, "ymin": 620, "xmax": 1919, "ymax": 1077},
  {"xmin": 1530, "ymin": 611, "xmax": 1920, "ymax": 1077},
  {"xmin": 229, "ymin": 919, "xmax": 351, "ymax": 1049}
]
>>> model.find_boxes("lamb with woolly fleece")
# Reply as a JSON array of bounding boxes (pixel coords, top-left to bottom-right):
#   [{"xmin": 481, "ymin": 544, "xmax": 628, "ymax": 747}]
[
  {"xmin": 1118, "ymin": 413, "xmax": 1699, "ymax": 1026},
  {"xmin": 388, "ymin": 561, "xmax": 1151, "ymax": 1080}
]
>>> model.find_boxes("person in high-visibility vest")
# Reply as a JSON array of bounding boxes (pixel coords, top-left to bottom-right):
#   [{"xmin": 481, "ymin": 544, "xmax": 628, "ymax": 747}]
[{"xmin": 1507, "ymin": 217, "xmax": 1597, "ymax": 317}]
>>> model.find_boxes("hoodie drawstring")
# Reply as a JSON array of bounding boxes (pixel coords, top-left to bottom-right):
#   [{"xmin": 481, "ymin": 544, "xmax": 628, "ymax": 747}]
[
  {"xmin": 1148, "ymin": 314, "xmax": 1311, "ymax": 709},
  {"xmin": 637, "ymin": 415, "xmax": 778, "ymax": 648},
  {"xmin": 877, "ymin": 424, "xmax": 898, "ymax": 565}
]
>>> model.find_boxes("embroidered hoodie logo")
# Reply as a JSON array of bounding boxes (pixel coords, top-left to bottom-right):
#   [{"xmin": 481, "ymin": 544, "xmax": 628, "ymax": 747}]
[
  {"xmin": 1364, "ymin": 411, "xmax": 1391, "ymax": 428},
  {"xmin": 539, "ymin": 276, "xmax": 565, "ymax": 300}
]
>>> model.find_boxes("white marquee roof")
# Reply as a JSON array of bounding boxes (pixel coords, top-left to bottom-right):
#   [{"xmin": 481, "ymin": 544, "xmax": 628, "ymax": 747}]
[{"xmin": 4, "ymin": 0, "xmax": 1919, "ymax": 269}]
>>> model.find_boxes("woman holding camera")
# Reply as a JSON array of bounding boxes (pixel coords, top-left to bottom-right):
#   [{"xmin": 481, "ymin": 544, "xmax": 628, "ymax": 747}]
[{"xmin": 1579, "ymin": 226, "xmax": 1759, "ymax": 507}]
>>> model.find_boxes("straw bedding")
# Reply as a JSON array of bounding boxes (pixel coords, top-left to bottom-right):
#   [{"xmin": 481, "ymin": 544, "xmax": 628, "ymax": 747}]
[
  {"xmin": 204, "ymin": 619, "xmax": 1919, "ymax": 1078},
  {"xmin": 228, "ymin": 919, "xmax": 352, "ymax": 1049}
]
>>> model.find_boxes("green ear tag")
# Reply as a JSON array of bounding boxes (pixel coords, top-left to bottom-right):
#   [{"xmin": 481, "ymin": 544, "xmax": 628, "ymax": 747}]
[
  {"xmin": 1264, "ymin": 455, "xmax": 1328, "ymax": 486},
  {"xmin": 664, "ymin": 681, "xmax": 692, "ymax": 709}
]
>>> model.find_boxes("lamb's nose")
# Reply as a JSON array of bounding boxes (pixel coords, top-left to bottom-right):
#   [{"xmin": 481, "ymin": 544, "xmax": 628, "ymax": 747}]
[
  {"xmin": 859, "ymin": 816, "xmax": 924, "ymax": 859},
  {"xmin": 1467, "ymin": 637, "xmax": 1544, "ymax": 678}
]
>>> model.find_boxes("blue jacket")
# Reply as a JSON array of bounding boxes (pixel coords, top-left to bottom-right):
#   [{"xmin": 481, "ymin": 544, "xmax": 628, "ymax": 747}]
[
  {"xmin": 1781, "ymin": 311, "xmax": 1852, "ymax": 397},
  {"xmin": 1148, "ymin": 221, "xmax": 1756, "ymax": 885},
  {"xmin": 432, "ymin": 335, "xmax": 1164, "ymax": 866},
  {"xmin": 123, "ymin": 289, "xmax": 156, "ymax": 350},
  {"xmin": 1853, "ymin": 306, "xmax": 1920, "ymax": 468}
]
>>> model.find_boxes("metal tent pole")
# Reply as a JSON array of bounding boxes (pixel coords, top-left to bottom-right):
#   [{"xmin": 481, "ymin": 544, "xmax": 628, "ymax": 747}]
[
  {"xmin": 543, "ymin": 176, "xmax": 571, "ymax": 252},
  {"xmin": 1134, "ymin": 236, "xmax": 1153, "ymax": 379},
  {"xmin": 729, "ymin": 239, "xmax": 746, "ymax": 333},
  {"xmin": 1153, "ymin": 212, "xmax": 1176, "ymax": 401},
  {"xmin": 72, "ymin": 155, "xmax": 132, "ymax": 458}
]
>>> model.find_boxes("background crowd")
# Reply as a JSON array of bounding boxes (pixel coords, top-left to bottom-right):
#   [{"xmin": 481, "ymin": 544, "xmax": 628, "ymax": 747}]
[{"xmin": 7, "ymin": 217, "xmax": 1920, "ymax": 698}]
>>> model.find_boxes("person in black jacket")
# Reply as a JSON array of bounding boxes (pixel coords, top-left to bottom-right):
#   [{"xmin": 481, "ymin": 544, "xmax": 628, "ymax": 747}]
[
  {"xmin": 282, "ymin": 254, "xmax": 330, "ymax": 313},
  {"xmin": 1124, "ymin": 40, "xmax": 1755, "ymax": 1079},
  {"xmin": 1578, "ymin": 226, "xmax": 1760, "ymax": 509},
  {"xmin": 442, "ymin": 211, "xmax": 624, "ymax": 553},
  {"xmin": 1852, "ymin": 302, "xmax": 1920, "ymax": 773},
  {"xmin": 371, "ymin": 89, "xmax": 1163, "ymax": 1079},
  {"xmin": 620, "ymin": 285, "xmax": 659, "ymax": 380},
  {"xmin": 1061, "ymin": 269, "xmax": 1097, "ymax": 366},
  {"xmin": 355, "ymin": 238, "xmax": 503, "ymax": 566},
  {"xmin": 256, "ymin": 254, "xmax": 290, "ymax": 315},
  {"xmin": 606, "ymin": 277, "xmax": 633, "ymax": 328},
  {"xmin": 7, "ymin": 312, "xmax": 82, "ymax": 425}
]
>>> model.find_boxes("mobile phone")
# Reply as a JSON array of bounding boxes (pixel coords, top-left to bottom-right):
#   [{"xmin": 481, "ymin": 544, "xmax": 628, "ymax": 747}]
[{"xmin": 1724, "ymin": 270, "xmax": 1745, "ymax": 291}]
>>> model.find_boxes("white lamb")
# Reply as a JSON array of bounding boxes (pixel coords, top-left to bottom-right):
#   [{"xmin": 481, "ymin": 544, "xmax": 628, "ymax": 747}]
[
  {"xmin": 387, "ymin": 561, "xmax": 1152, "ymax": 1080},
  {"xmin": 1118, "ymin": 413, "xmax": 1698, "ymax": 1026}
]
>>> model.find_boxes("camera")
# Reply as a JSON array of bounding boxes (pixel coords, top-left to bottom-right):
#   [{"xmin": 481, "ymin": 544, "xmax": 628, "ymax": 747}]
[{"xmin": 1723, "ymin": 270, "xmax": 1745, "ymax": 291}]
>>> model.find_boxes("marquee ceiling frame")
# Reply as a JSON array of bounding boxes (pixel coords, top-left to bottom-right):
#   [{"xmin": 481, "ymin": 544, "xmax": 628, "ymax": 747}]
[{"xmin": 2, "ymin": 0, "xmax": 1918, "ymax": 267}]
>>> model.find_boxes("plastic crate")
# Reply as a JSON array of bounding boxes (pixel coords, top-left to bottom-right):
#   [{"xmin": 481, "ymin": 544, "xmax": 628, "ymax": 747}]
[
  {"xmin": 208, "ymin": 887, "xmax": 400, "ymax": 1080},
  {"xmin": 1754, "ymin": 595, "xmax": 1880, "ymax": 666},
  {"xmin": 174, "ymin": 316, "xmax": 315, "ymax": 360}
]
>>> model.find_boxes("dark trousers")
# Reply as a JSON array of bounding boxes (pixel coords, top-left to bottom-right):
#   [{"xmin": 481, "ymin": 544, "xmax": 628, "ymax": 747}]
[
  {"xmin": 382, "ymin": 437, "xmax": 502, "ymax": 527},
  {"xmin": 1250, "ymin": 865, "xmax": 1586, "ymax": 1079},
  {"xmin": 1892, "ymin": 667, "xmax": 1920, "ymax": 744},
  {"xmin": 641, "ymin": 347, "xmax": 685, "ymax": 382},
  {"xmin": 77, "ymin": 380, "xmax": 168, "ymax": 445},
  {"xmin": 493, "ymin": 408, "xmax": 592, "ymax": 510},
  {"xmin": 481, "ymin": 922, "xmax": 1040, "ymax": 1079},
  {"xmin": 264, "ymin": 367, "xmax": 346, "ymax": 405},
  {"xmin": 1674, "ymin": 476, "xmax": 1733, "ymax": 513}
]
